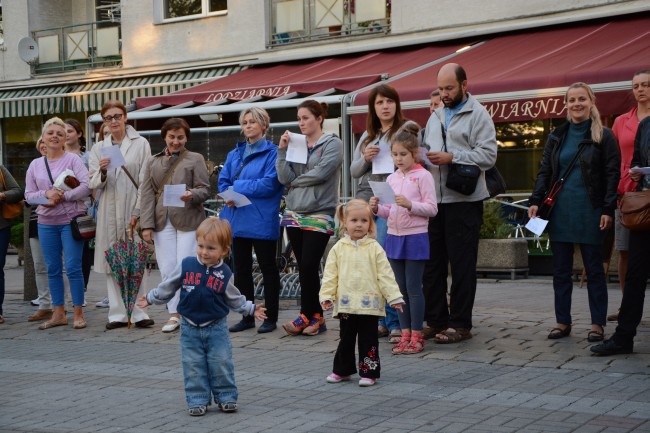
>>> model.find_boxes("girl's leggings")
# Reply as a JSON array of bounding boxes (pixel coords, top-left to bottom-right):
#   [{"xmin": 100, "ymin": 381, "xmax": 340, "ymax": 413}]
[{"xmin": 389, "ymin": 259, "xmax": 426, "ymax": 331}]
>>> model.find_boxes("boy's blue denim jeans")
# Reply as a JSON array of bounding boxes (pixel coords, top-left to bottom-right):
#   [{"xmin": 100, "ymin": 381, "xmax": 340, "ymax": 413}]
[{"xmin": 180, "ymin": 317, "xmax": 238, "ymax": 408}]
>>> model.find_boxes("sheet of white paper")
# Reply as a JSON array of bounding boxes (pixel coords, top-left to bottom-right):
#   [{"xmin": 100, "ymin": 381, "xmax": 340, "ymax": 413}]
[
  {"xmin": 286, "ymin": 132, "xmax": 308, "ymax": 164},
  {"xmin": 630, "ymin": 166, "xmax": 650, "ymax": 175},
  {"xmin": 162, "ymin": 184, "xmax": 186, "ymax": 208},
  {"xmin": 28, "ymin": 196, "xmax": 50, "ymax": 205},
  {"xmin": 419, "ymin": 147, "xmax": 433, "ymax": 167},
  {"xmin": 372, "ymin": 143, "xmax": 394, "ymax": 174},
  {"xmin": 99, "ymin": 145, "xmax": 126, "ymax": 170},
  {"xmin": 369, "ymin": 181, "xmax": 396, "ymax": 204},
  {"xmin": 525, "ymin": 217, "xmax": 548, "ymax": 237},
  {"xmin": 218, "ymin": 189, "xmax": 252, "ymax": 207}
]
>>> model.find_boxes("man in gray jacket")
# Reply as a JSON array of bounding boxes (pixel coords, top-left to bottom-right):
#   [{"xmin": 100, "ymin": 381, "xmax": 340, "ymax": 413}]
[{"xmin": 422, "ymin": 63, "xmax": 498, "ymax": 343}]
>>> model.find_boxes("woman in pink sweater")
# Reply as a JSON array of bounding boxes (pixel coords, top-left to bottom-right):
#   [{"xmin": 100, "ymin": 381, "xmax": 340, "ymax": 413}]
[{"xmin": 25, "ymin": 117, "xmax": 91, "ymax": 330}]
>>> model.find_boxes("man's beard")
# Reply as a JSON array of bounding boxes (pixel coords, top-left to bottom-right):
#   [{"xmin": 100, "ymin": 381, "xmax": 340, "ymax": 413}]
[{"xmin": 444, "ymin": 91, "xmax": 465, "ymax": 108}]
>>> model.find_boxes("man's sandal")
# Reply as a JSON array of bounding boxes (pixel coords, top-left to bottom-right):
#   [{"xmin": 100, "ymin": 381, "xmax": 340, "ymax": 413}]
[{"xmin": 433, "ymin": 327, "xmax": 472, "ymax": 344}]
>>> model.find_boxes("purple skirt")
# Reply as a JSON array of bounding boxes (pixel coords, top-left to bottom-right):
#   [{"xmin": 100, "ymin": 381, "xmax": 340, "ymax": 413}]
[{"xmin": 384, "ymin": 233, "xmax": 429, "ymax": 260}]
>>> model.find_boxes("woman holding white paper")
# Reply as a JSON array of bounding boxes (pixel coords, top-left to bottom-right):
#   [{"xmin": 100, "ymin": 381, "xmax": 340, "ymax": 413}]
[
  {"xmin": 350, "ymin": 84, "xmax": 406, "ymax": 342},
  {"xmin": 140, "ymin": 117, "xmax": 210, "ymax": 333},
  {"xmin": 218, "ymin": 107, "xmax": 284, "ymax": 333},
  {"xmin": 89, "ymin": 100, "xmax": 155, "ymax": 330},
  {"xmin": 277, "ymin": 100, "xmax": 343, "ymax": 336},
  {"xmin": 24, "ymin": 117, "xmax": 91, "ymax": 330},
  {"xmin": 528, "ymin": 83, "xmax": 620, "ymax": 342}
]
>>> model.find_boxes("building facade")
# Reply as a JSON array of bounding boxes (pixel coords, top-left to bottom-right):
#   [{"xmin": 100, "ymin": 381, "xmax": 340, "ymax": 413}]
[{"xmin": 1, "ymin": 0, "xmax": 648, "ymax": 191}]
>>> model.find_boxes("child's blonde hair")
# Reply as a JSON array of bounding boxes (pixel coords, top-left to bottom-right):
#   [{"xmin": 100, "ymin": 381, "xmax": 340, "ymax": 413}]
[
  {"xmin": 195, "ymin": 217, "xmax": 232, "ymax": 257},
  {"xmin": 390, "ymin": 120, "xmax": 423, "ymax": 164},
  {"xmin": 336, "ymin": 199, "xmax": 376, "ymax": 238}
]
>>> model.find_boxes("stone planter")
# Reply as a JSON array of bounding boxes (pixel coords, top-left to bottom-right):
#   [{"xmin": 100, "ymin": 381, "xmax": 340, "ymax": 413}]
[{"xmin": 477, "ymin": 238, "xmax": 529, "ymax": 280}]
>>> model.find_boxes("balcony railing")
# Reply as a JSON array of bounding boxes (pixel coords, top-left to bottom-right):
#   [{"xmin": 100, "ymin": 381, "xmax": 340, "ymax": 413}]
[
  {"xmin": 32, "ymin": 20, "xmax": 122, "ymax": 74},
  {"xmin": 269, "ymin": 0, "xmax": 391, "ymax": 47}
]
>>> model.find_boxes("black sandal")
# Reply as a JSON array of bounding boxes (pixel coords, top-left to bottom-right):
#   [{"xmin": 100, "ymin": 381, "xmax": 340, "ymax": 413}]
[
  {"xmin": 547, "ymin": 325, "xmax": 571, "ymax": 339},
  {"xmin": 587, "ymin": 328, "xmax": 604, "ymax": 342}
]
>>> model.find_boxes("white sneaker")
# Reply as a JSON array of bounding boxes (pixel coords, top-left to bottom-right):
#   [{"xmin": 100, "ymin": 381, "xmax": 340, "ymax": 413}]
[
  {"xmin": 95, "ymin": 297, "xmax": 109, "ymax": 308},
  {"xmin": 359, "ymin": 378, "xmax": 376, "ymax": 387},
  {"xmin": 30, "ymin": 298, "xmax": 40, "ymax": 306}
]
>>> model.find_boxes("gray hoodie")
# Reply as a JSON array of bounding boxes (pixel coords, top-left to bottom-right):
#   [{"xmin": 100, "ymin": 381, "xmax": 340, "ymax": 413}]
[
  {"xmin": 422, "ymin": 93, "xmax": 497, "ymax": 204},
  {"xmin": 349, "ymin": 130, "xmax": 392, "ymax": 202},
  {"xmin": 276, "ymin": 133, "xmax": 343, "ymax": 216}
]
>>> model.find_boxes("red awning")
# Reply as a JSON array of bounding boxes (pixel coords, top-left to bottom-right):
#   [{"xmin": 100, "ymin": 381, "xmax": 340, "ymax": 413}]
[
  {"xmin": 354, "ymin": 14, "xmax": 650, "ymax": 129},
  {"xmin": 135, "ymin": 44, "xmax": 465, "ymax": 109}
]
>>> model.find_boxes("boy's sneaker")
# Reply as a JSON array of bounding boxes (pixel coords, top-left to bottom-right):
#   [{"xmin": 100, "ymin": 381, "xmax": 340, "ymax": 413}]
[
  {"xmin": 359, "ymin": 378, "xmax": 376, "ymax": 387},
  {"xmin": 218, "ymin": 402, "xmax": 238, "ymax": 413},
  {"xmin": 326, "ymin": 373, "xmax": 351, "ymax": 383},
  {"xmin": 188, "ymin": 405, "xmax": 207, "ymax": 416},
  {"xmin": 95, "ymin": 297, "xmax": 109, "ymax": 308},
  {"xmin": 303, "ymin": 314, "xmax": 326, "ymax": 336},
  {"xmin": 282, "ymin": 314, "xmax": 310, "ymax": 335}
]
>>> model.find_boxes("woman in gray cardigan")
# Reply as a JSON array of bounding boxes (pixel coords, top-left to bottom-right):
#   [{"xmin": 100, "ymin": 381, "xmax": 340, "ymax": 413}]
[
  {"xmin": 140, "ymin": 118, "xmax": 210, "ymax": 332},
  {"xmin": 0, "ymin": 165, "xmax": 25, "ymax": 323}
]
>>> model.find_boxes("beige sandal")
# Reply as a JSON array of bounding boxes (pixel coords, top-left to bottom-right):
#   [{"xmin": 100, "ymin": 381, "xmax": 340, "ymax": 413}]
[{"xmin": 38, "ymin": 318, "xmax": 68, "ymax": 330}]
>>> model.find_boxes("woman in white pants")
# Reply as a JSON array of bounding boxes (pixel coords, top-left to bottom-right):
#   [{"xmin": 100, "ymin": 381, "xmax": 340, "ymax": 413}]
[{"xmin": 140, "ymin": 118, "xmax": 210, "ymax": 332}]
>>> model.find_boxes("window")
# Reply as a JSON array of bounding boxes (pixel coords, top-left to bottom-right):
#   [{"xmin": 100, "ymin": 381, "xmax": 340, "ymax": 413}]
[
  {"xmin": 163, "ymin": 0, "xmax": 227, "ymax": 19},
  {"xmin": 270, "ymin": 0, "xmax": 390, "ymax": 46}
]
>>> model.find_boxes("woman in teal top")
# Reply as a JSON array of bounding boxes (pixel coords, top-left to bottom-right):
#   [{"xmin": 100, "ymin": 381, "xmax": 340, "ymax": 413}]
[{"xmin": 528, "ymin": 82, "xmax": 620, "ymax": 343}]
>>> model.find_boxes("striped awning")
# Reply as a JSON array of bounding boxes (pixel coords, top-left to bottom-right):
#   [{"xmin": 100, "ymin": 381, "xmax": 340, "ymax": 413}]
[
  {"xmin": 68, "ymin": 66, "xmax": 242, "ymax": 112},
  {"xmin": 0, "ymin": 65, "xmax": 242, "ymax": 118},
  {"xmin": 0, "ymin": 86, "xmax": 72, "ymax": 118}
]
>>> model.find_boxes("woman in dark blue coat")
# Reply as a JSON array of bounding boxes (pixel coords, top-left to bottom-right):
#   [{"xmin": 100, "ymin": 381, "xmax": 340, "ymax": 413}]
[{"xmin": 218, "ymin": 107, "xmax": 284, "ymax": 333}]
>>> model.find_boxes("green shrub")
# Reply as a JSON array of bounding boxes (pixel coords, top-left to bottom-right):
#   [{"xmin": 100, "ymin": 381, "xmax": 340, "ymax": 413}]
[
  {"xmin": 480, "ymin": 201, "xmax": 512, "ymax": 239},
  {"xmin": 10, "ymin": 223, "xmax": 24, "ymax": 248}
]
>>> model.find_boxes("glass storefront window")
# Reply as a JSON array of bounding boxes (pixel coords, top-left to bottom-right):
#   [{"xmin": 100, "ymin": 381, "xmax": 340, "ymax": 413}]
[{"xmin": 2, "ymin": 116, "xmax": 43, "ymax": 187}]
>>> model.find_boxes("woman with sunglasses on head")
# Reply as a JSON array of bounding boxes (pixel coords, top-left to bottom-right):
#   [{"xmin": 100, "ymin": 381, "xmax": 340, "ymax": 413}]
[{"xmin": 88, "ymin": 100, "xmax": 154, "ymax": 330}]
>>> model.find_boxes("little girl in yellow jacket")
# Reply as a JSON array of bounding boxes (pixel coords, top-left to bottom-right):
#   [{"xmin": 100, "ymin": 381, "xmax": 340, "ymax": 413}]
[{"xmin": 320, "ymin": 199, "xmax": 404, "ymax": 387}]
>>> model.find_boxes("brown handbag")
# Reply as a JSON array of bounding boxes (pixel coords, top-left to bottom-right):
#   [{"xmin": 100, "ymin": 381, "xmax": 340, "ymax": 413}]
[
  {"xmin": 0, "ymin": 168, "xmax": 24, "ymax": 219},
  {"xmin": 619, "ymin": 190, "xmax": 650, "ymax": 231}
]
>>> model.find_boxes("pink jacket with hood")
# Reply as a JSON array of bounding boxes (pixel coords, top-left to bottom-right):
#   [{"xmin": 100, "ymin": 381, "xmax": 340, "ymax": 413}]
[{"xmin": 376, "ymin": 164, "xmax": 438, "ymax": 236}]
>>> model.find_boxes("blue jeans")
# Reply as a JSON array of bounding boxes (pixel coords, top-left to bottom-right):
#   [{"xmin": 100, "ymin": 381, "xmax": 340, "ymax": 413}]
[
  {"xmin": 180, "ymin": 317, "xmax": 238, "ymax": 408},
  {"xmin": 0, "ymin": 226, "xmax": 10, "ymax": 315},
  {"xmin": 375, "ymin": 217, "xmax": 400, "ymax": 331},
  {"xmin": 389, "ymin": 259, "xmax": 426, "ymax": 331},
  {"xmin": 551, "ymin": 241, "xmax": 608, "ymax": 326},
  {"xmin": 37, "ymin": 223, "xmax": 84, "ymax": 307}
]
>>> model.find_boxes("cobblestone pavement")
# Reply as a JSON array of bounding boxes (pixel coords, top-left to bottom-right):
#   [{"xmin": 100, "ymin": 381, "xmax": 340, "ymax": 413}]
[{"xmin": 1, "ymin": 255, "xmax": 649, "ymax": 433}]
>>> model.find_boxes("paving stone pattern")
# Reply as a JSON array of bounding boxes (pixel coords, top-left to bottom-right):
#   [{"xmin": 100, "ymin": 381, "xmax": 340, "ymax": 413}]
[{"xmin": 0, "ymin": 256, "xmax": 648, "ymax": 433}]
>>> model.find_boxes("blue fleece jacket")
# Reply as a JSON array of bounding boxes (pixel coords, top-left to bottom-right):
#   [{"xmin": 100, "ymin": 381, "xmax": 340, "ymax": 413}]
[{"xmin": 218, "ymin": 138, "xmax": 284, "ymax": 240}]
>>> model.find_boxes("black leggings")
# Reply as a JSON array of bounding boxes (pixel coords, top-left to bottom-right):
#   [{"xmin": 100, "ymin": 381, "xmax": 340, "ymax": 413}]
[
  {"xmin": 286, "ymin": 227, "xmax": 330, "ymax": 318},
  {"xmin": 232, "ymin": 237, "xmax": 280, "ymax": 323}
]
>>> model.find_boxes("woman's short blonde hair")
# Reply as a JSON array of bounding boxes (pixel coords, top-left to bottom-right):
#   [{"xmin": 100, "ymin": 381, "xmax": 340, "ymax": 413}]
[
  {"xmin": 42, "ymin": 117, "xmax": 66, "ymax": 135},
  {"xmin": 238, "ymin": 107, "xmax": 270, "ymax": 133}
]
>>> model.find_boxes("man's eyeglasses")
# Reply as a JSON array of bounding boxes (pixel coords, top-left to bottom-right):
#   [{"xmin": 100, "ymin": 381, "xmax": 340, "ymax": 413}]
[{"xmin": 103, "ymin": 114, "xmax": 123, "ymax": 123}]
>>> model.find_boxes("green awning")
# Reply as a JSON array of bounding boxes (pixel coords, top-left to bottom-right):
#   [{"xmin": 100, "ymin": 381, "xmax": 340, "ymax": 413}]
[
  {"xmin": 67, "ymin": 66, "xmax": 242, "ymax": 112},
  {"xmin": 0, "ymin": 85, "xmax": 72, "ymax": 118},
  {"xmin": 0, "ymin": 65, "xmax": 242, "ymax": 118}
]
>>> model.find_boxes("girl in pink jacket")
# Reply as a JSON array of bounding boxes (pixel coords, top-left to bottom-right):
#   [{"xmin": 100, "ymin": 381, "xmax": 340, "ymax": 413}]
[{"xmin": 370, "ymin": 121, "xmax": 438, "ymax": 354}]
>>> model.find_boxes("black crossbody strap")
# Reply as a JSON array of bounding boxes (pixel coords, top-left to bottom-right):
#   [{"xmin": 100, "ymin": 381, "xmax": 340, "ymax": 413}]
[
  {"xmin": 44, "ymin": 157, "xmax": 55, "ymax": 186},
  {"xmin": 557, "ymin": 143, "xmax": 586, "ymax": 187}
]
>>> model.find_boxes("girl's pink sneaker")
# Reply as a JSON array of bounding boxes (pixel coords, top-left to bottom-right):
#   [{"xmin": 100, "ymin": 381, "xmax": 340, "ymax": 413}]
[{"xmin": 326, "ymin": 373, "xmax": 351, "ymax": 383}]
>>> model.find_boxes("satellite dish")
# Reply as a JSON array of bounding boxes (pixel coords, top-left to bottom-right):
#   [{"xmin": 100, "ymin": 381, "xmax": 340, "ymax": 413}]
[{"xmin": 18, "ymin": 37, "xmax": 39, "ymax": 63}]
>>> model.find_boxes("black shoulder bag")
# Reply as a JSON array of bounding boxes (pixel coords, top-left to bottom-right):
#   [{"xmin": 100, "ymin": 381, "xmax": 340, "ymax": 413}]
[{"xmin": 439, "ymin": 121, "xmax": 481, "ymax": 195}]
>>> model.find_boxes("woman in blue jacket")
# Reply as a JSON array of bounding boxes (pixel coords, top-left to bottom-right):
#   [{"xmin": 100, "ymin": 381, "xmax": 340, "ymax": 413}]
[{"xmin": 218, "ymin": 107, "xmax": 284, "ymax": 333}]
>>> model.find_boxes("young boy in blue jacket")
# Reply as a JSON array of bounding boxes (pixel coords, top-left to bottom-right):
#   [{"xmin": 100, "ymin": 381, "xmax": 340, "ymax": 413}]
[{"xmin": 138, "ymin": 217, "xmax": 266, "ymax": 416}]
